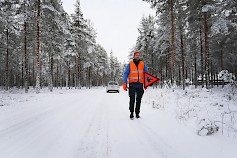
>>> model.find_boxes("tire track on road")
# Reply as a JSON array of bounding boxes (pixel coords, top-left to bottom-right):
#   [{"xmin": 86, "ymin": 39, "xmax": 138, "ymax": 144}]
[{"xmin": 133, "ymin": 119, "xmax": 186, "ymax": 158}]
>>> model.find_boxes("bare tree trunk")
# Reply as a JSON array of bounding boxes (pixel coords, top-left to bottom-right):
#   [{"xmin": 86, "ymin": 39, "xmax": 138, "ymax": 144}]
[
  {"xmin": 51, "ymin": 55, "xmax": 54, "ymax": 88},
  {"xmin": 80, "ymin": 61, "xmax": 82, "ymax": 88},
  {"xmin": 59, "ymin": 61, "xmax": 63, "ymax": 89},
  {"xmin": 5, "ymin": 29, "xmax": 9, "ymax": 90},
  {"xmin": 36, "ymin": 0, "xmax": 41, "ymax": 93},
  {"xmin": 56, "ymin": 59, "xmax": 59, "ymax": 89},
  {"xmin": 180, "ymin": 26, "xmax": 185, "ymax": 90},
  {"xmin": 194, "ymin": 50, "xmax": 197, "ymax": 88},
  {"xmin": 170, "ymin": 0, "xmax": 175, "ymax": 84},
  {"xmin": 210, "ymin": 60, "xmax": 214, "ymax": 88},
  {"xmin": 74, "ymin": 56, "xmax": 77, "ymax": 89},
  {"xmin": 200, "ymin": 25, "xmax": 204, "ymax": 88},
  {"xmin": 204, "ymin": 11, "xmax": 210, "ymax": 89},
  {"xmin": 178, "ymin": 64, "xmax": 181, "ymax": 86},
  {"xmin": 76, "ymin": 57, "xmax": 79, "ymax": 88},
  {"xmin": 32, "ymin": 60, "xmax": 35, "ymax": 88},
  {"xmin": 185, "ymin": 62, "xmax": 188, "ymax": 80},
  {"xmin": 88, "ymin": 66, "xmax": 91, "ymax": 89},
  {"xmin": 74, "ymin": 71, "xmax": 77, "ymax": 88},
  {"xmin": 68, "ymin": 62, "xmax": 71, "ymax": 89},
  {"xmin": 21, "ymin": 56, "xmax": 24, "ymax": 88},
  {"xmin": 66, "ymin": 69, "xmax": 69, "ymax": 90},
  {"xmin": 160, "ymin": 57, "xmax": 163, "ymax": 88},
  {"xmin": 166, "ymin": 53, "xmax": 168, "ymax": 80},
  {"xmin": 0, "ymin": 72, "xmax": 3, "ymax": 86},
  {"xmin": 48, "ymin": 53, "xmax": 53, "ymax": 92},
  {"xmin": 10, "ymin": 69, "xmax": 13, "ymax": 88},
  {"xmin": 24, "ymin": 21, "xmax": 29, "ymax": 93},
  {"xmin": 75, "ymin": 55, "xmax": 81, "ymax": 89}
]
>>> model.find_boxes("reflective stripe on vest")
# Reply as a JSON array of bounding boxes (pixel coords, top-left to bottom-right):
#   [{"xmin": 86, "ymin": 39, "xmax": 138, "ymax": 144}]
[{"xmin": 128, "ymin": 61, "xmax": 144, "ymax": 83}]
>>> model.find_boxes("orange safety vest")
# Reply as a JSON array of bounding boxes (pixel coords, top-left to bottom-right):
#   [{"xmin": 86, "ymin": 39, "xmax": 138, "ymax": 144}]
[{"xmin": 128, "ymin": 61, "xmax": 144, "ymax": 83}]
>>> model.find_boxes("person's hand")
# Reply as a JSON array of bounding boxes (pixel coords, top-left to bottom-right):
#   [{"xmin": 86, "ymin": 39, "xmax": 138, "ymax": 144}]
[{"xmin": 123, "ymin": 83, "xmax": 127, "ymax": 91}]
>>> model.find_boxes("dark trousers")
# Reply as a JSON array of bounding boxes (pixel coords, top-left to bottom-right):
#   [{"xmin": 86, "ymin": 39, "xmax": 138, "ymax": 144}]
[{"xmin": 129, "ymin": 84, "xmax": 144, "ymax": 115}]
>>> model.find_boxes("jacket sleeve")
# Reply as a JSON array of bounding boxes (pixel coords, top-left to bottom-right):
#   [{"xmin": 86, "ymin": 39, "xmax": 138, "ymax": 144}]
[
  {"xmin": 123, "ymin": 64, "xmax": 130, "ymax": 83},
  {"xmin": 144, "ymin": 64, "xmax": 148, "ymax": 73}
]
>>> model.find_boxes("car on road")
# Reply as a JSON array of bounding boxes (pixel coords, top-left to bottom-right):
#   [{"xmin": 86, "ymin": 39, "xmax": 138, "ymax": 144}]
[{"xmin": 106, "ymin": 81, "xmax": 120, "ymax": 93}]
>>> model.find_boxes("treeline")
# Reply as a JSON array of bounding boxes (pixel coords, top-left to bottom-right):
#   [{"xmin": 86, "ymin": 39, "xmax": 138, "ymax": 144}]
[
  {"xmin": 0, "ymin": 0, "xmax": 124, "ymax": 93},
  {"xmin": 131, "ymin": 0, "xmax": 236, "ymax": 89}
]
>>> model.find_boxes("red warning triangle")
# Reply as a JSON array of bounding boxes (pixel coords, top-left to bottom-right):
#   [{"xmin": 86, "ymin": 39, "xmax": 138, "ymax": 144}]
[{"xmin": 144, "ymin": 72, "xmax": 161, "ymax": 89}]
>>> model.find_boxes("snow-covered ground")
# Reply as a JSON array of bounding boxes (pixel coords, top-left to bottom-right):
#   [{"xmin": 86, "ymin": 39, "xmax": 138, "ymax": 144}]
[{"xmin": 0, "ymin": 86, "xmax": 237, "ymax": 158}]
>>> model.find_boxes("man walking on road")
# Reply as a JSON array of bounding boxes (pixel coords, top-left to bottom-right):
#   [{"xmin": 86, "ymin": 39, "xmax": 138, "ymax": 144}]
[{"xmin": 123, "ymin": 51, "xmax": 148, "ymax": 119}]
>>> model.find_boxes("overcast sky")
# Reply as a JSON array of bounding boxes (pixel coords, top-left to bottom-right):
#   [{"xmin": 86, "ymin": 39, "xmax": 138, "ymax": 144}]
[{"xmin": 61, "ymin": 0, "xmax": 154, "ymax": 62}]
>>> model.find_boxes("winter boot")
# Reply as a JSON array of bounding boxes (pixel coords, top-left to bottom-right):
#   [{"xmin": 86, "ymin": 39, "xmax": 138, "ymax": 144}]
[
  {"xmin": 136, "ymin": 114, "xmax": 140, "ymax": 119},
  {"xmin": 130, "ymin": 112, "xmax": 134, "ymax": 119}
]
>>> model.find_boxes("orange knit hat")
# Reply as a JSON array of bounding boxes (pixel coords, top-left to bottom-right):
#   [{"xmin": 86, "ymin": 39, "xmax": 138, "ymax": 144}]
[{"xmin": 134, "ymin": 51, "xmax": 140, "ymax": 56}]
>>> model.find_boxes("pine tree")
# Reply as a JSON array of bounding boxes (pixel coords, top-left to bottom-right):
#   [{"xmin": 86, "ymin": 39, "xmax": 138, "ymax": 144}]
[
  {"xmin": 36, "ymin": 0, "xmax": 41, "ymax": 93},
  {"xmin": 136, "ymin": 15, "xmax": 155, "ymax": 70}
]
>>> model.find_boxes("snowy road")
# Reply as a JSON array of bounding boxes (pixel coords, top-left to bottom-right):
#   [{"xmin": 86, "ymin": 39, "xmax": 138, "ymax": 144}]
[{"xmin": 0, "ymin": 87, "xmax": 237, "ymax": 158}]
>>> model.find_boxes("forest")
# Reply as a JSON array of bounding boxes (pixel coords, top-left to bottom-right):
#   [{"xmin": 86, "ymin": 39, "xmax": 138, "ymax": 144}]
[
  {"xmin": 137, "ymin": 0, "xmax": 237, "ymax": 89},
  {"xmin": 0, "ymin": 0, "xmax": 236, "ymax": 93},
  {"xmin": 0, "ymin": 0, "xmax": 124, "ymax": 93}
]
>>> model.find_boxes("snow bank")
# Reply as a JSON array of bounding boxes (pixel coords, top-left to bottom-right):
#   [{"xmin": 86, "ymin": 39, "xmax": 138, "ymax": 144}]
[{"xmin": 144, "ymin": 85, "xmax": 237, "ymax": 139}]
